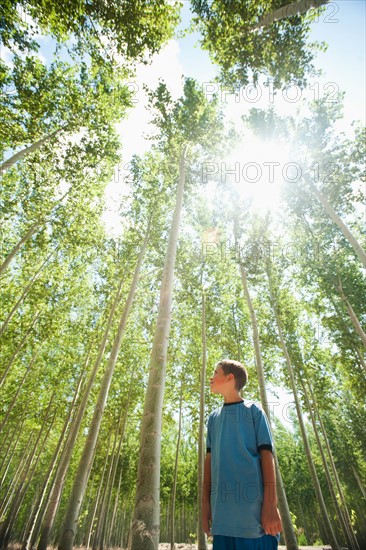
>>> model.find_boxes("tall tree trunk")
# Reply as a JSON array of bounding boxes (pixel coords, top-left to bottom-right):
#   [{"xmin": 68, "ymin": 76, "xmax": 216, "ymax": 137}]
[
  {"xmin": 0, "ymin": 253, "xmax": 52, "ymax": 336},
  {"xmin": 130, "ymin": 144, "xmax": 189, "ymax": 550},
  {"xmin": 102, "ymin": 380, "xmax": 133, "ymax": 548},
  {"xmin": 106, "ymin": 403, "xmax": 131, "ymax": 547},
  {"xmin": 86, "ymin": 451, "xmax": 110, "ymax": 550},
  {"xmin": 0, "ymin": 309, "xmax": 41, "ymax": 387},
  {"xmin": 0, "ymin": 128, "xmax": 61, "ymax": 175},
  {"xmin": 0, "ymin": 394, "xmax": 55, "ymax": 548},
  {"xmin": 24, "ymin": 369, "xmax": 85, "ymax": 550},
  {"xmin": 355, "ymin": 347, "xmax": 366, "ymax": 375},
  {"xmin": 266, "ymin": 269, "xmax": 340, "ymax": 550},
  {"xmin": 0, "ymin": 419, "xmax": 25, "ymax": 488},
  {"xmin": 306, "ymin": 380, "xmax": 361, "ymax": 550},
  {"xmin": 170, "ymin": 381, "xmax": 183, "ymax": 550},
  {"xmin": 307, "ymin": 178, "xmax": 366, "ymax": 268},
  {"xmin": 299, "ymin": 376, "xmax": 355, "ymax": 549},
  {"xmin": 0, "ymin": 428, "xmax": 32, "ymax": 517},
  {"xmin": 0, "ymin": 346, "xmax": 41, "ymax": 434},
  {"xmin": 0, "ymin": 221, "xmax": 41, "ymax": 276},
  {"xmin": 238, "ymin": 261, "xmax": 298, "ymax": 550},
  {"xmin": 197, "ymin": 290, "xmax": 208, "ymax": 550},
  {"xmin": 92, "ymin": 436, "xmax": 115, "ymax": 550},
  {"xmin": 37, "ymin": 280, "xmax": 124, "ymax": 550},
  {"xmin": 95, "ymin": 396, "xmax": 130, "ymax": 550},
  {"xmin": 0, "ymin": 167, "xmax": 83, "ymax": 275},
  {"xmin": 252, "ymin": 0, "xmax": 330, "ymax": 28},
  {"xmin": 352, "ymin": 467, "xmax": 366, "ymax": 500},
  {"xmin": 337, "ymin": 277, "xmax": 366, "ymax": 347},
  {"xmin": 58, "ymin": 220, "xmax": 151, "ymax": 550}
]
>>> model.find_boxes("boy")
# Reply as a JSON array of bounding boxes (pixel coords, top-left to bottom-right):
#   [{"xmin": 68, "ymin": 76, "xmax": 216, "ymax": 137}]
[{"xmin": 202, "ymin": 359, "xmax": 282, "ymax": 550}]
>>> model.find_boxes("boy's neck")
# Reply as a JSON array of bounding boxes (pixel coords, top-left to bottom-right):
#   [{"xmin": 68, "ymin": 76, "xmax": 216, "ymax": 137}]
[{"xmin": 222, "ymin": 390, "xmax": 243, "ymax": 403}]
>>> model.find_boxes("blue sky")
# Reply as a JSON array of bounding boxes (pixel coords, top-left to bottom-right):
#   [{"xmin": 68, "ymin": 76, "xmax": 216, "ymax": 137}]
[
  {"xmin": 118, "ymin": 1, "xmax": 365, "ymax": 162},
  {"xmin": 2, "ymin": 2, "xmax": 364, "ymax": 228},
  {"xmin": 112, "ymin": 0, "xmax": 365, "ymax": 228},
  {"xmin": 175, "ymin": 0, "xmax": 365, "ymax": 126}
]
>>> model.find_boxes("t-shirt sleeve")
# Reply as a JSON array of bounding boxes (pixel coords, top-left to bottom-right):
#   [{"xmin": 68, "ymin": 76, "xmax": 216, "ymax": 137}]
[
  {"xmin": 252, "ymin": 404, "xmax": 273, "ymax": 453},
  {"xmin": 206, "ymin": 414, "xmax": 212, "ymax": 453}
]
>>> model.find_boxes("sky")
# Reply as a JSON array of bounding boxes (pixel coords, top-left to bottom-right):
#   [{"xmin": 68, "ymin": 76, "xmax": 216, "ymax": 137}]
[
  {"xmin": 107, "ymin": 0, "xmax": 365, "ymax": 230},
  {"xmin": 117, "ymin": 0, "xmax": 365, "ymax": 159},
  {"xmin": 3, "ymin": 1, "xmax": 365, "ymax": 217}
]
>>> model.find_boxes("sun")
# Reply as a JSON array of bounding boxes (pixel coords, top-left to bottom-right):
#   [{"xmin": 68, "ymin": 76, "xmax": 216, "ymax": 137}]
[{"xmin": 223, "ymin": 133, "xmax": 291, "ymax": 213}]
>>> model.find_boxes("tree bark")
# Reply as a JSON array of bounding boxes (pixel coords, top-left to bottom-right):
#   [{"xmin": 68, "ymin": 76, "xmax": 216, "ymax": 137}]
[
  {"xmin": 0, "ymin": 346, "xmax": 40, "ymax": 434},
  {"xmin": 352, "ymin": 466, "xmax": 366, "ymax": 500},
  {"xmin": 95, "ymin": 391, "xmax": 132, "ymax": 550},
  {"xmin": 106, "ymin": 404, "xmax": 131, "ymax": 546},
  {"xmin": 0, "ymin": 310, "xmax": 41, "ymax": 388},
  {"xmin": 170, "ymin": 381, "xmax": 183, "ymax": 550},
  {"xmin": 86, "ymin": 452, "xmax": 110, "ymax": 550},
  {"xmin": 130, "ymin": 145, "xmax": 189, "ymax": 550},
  {"xmin": 0, "ymin": 394, "xmax": 55, "ymax": 548},
  {"xmin": 252, "ymin": 0, "xmax": 330, "ymax": 29},
  {"xmin": 0, "ymin": 128, "xmax": 61, "ymax": 175},
  {"xmin": 0, "ymin": 420, "xmax": 25, "ymax": 489},
  {"xmin": 307, "ymin": 178, "xmax": 366, "ymax": 268},
  {"xmin": 337, "ymin": 277, "xmax": 366, "ymax": 347},
  {"xmin": 355, "ymin": 347, "xmax": 366, "ymax": 375},
  {"xmin": 58, "ymin": 220, "xmax": 151, "ymax": 550},
  {"xmin": 0, "ymin": 252, "xmax": 52, "ymax": 336},
  {"xmin": 299, "ymin": 377, "xmax": 355, "ymax": 549},
  {"xmin": 0, "ymin": 221, "xmax": 41, "ymax": 276},
  {"xmin": 304, "ymin": 378, "xmax": 360, "ymax": 550}
]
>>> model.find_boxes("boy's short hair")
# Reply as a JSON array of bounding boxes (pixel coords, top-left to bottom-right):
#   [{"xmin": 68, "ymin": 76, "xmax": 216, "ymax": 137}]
[{"xmin": 217, "ymin": 359, "xmax": 248, "ymax": 391}]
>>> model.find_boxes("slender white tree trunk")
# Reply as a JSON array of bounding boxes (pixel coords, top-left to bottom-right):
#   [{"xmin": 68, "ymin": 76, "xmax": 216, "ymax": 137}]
[
  {"xmin": 0, "ymin": 221, "xmax": 41, "ymax": 276},
  {"xmin": 352, "ymin": 466, "xmax": 366, "ymax": 500},
  {"xmin": 106, "ymin": 405, "xmax": 131, "ymax": 546},
  {"xmin": 58, "ymin": 220, "xmax": 151, "ymax": 550},
  {"xmin": 23, "ymin": 370, "xmax": 85, "ymax": 550},
  {"xmin": 130, "ymin": 145, "xmax": 189, "ymax": 550},
  {"xmin": 38, "ymin": 280, "xmax": 124, "ymax": 550},
  {"xmin": 0, "ymin": 252, "xmax": 52, "ymax": 336},
  {"xmin": 307, "ymin": 178, "xmax": 366, "ymax": 268},
  {"xmin": 170, "ymin": 381, "xmax": 183, "ymax": 550},
  {"xmin": 0, "ymin": 128, "xmax": 61, "ymax": 175},
  {"xmin": 337, "ymin": 277, "xmax": 366, "ymax": 346},
  {"xmin": 0, "ymin": 310, "xmax": 41, "ymax": 387},
  {"xmin": 306, "ymin": 380, "xmax": 360, "ymax": 550}
]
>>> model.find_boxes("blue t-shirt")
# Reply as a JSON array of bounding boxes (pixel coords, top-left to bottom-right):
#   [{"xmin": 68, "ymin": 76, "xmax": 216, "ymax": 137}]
[{"xmin": 206, "ymin": 400, "xmax": 274, "ymax": 539}]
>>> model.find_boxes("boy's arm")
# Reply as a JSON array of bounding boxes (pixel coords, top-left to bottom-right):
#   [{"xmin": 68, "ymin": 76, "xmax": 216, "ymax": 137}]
[
  {"xmin": 202, "ymin": 453, "xmax": 212, "ymax": 535},
  {"xmin": 260, "ymin": 449, "xmax": 282, "ymax": 536}
]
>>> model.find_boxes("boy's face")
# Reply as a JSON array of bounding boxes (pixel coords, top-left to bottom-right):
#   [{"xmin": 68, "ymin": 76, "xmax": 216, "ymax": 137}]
[{"xmin": 210, "ymin": 366, "xmax": 232, "ymax": 394}]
